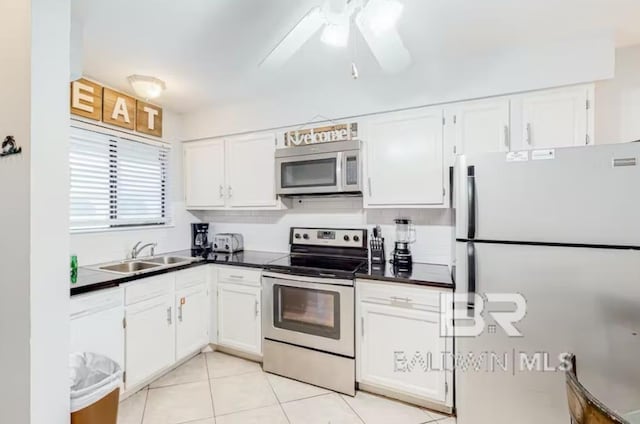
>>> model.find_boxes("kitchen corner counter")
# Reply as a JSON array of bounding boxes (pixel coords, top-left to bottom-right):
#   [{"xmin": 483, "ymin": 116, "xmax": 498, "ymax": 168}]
[
  {"xmin": 356, "ymin": 262, "xmax": 454, "ymax": 289},
  {"xmin": 71, "ymin": 249, "xmax": 288, "ymax": 296}
]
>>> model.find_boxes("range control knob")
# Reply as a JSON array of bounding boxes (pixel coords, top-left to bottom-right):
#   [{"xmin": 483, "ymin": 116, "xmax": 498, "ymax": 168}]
[
  {"xmin": 353, "ymin": 235, "xmax": 360, "ymax": 242},
  {"xmin": 343, "ymin": 235, "xmax": 350, "ymax": 241},
  {"xmin": 303, "ymin": 234, "xmax": 309, "ymax": 240},
  {"xmin": 295, "ymin": 233, "xmax": 301, "ymax": 239}
]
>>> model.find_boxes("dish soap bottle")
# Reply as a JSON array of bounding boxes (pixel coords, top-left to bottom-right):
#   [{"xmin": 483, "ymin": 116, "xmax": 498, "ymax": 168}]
[{"xmin": 70, "ymin": 254, "xmax": 78, "ymax": 284}]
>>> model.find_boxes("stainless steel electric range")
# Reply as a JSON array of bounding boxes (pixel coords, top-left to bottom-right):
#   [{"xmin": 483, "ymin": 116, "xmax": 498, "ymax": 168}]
[{"xmin": 262, "ymin": 227, "xmax": 368, "ymax": 396}]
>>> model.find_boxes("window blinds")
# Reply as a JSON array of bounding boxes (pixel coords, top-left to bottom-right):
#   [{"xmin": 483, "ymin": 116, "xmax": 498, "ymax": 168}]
[{"xmin": 70, "ymin": 126, "xmax": 169, "ymax": 231}]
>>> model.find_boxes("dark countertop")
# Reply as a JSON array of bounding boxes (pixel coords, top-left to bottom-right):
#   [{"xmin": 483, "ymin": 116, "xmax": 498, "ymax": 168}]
[
  {"xmin": 71, "ymin": 249, "xmax": 453, "ymax": 296},
  {"xmin": 71, "ymin": 249, "xmax": 288, "ymax": 296},
  {"xmin": 356, "ymin": 262, "xmax": 454, "ymax": 289}
]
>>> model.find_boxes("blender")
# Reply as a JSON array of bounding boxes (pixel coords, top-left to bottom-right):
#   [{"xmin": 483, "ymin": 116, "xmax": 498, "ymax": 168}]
[{"xmin": 391, "ymin": 218, "xmax": 415, "ymax": 272}]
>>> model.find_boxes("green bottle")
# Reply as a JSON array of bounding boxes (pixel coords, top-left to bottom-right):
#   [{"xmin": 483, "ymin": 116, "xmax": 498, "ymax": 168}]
[{"xmin": 70, "ymin": 254, "xmax": 78, "ymax": 284}]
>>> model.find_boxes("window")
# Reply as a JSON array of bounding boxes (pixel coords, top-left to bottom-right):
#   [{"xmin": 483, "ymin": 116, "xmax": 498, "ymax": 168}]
[{"xmin": 70, "ymin": 126, "xmax": 169, "ymax": 231}]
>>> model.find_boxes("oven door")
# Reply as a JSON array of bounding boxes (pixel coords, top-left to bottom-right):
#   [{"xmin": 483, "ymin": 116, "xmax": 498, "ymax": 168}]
[
  {"xmin": 262, "ymin": 272, "xmax": 354, "ymax": 357},
  {"xmin": 276, "ymin": 152, "xmax": 342, "ymax": 195}
]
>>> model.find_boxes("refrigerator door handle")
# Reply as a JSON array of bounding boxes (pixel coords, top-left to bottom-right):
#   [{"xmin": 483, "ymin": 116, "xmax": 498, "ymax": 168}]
[
  {"xmin": 467, "ymin": 166, "xmax": 476, "ymax": 239},
  {"xmin": 467, "ymin": 241, "xmax": 476, "ymax": 313}
]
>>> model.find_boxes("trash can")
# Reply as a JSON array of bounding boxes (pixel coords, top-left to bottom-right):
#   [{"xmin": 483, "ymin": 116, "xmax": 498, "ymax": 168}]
[{"xmin": 69, "ymin": 352, "xmax": 123, "ymax": 424}]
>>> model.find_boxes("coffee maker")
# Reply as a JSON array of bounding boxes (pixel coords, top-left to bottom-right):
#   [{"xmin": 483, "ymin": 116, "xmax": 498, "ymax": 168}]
[
  {"xmin": 390, "ymin": 218, "xmax": 415, "ymax": 272},
  {"xmin": 191, "ymin": 223, "xmax": 212, "ymax": 256}
]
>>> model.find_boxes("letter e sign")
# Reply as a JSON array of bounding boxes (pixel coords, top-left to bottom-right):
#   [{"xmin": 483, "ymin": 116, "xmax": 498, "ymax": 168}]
[
  {"xmin": 136, "ymin": 100, "xmax": 163, "ymax": 137},
  {"xmin": 103, "ymin": 88, "xmax": 136, "ymax": 130},
  {"xmin": 70, "ymin": 78, "xmax": 103, "ymax": 121}
]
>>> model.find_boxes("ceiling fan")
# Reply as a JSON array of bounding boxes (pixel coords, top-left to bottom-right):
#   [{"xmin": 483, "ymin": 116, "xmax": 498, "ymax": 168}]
[{"xmin": 260, "ymin": 0, "xmax": 411, "ymax": 74}]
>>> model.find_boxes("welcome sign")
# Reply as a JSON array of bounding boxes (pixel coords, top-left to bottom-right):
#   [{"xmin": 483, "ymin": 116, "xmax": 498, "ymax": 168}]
[
  {"xmin": 285, "ymin": 123, "xmax": 358, "ymax": 146},
  {"xmin": 70, "ymin": 78, "xmax": 163, "ymax": 138}
]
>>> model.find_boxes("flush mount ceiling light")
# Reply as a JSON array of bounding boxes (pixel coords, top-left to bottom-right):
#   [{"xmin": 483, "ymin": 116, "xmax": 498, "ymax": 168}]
[
  {"xmin": 127, "ymin": 75, "xmax": 166, "ymax": 100},
  {"xmin": 260, "ymin": 0, "xmax": 411, "ymax": 73}
]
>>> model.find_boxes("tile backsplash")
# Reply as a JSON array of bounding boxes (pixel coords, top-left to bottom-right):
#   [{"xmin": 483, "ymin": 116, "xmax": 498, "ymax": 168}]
[{"xmin": 193, "ymin": 199, "xmax": 454, "ymax": 265}]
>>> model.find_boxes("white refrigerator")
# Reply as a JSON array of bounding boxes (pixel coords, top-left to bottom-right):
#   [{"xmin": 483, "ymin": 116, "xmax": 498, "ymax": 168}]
[{"xmin": 454, "ymin": 143, "xmax": 640, "ymax": 424}]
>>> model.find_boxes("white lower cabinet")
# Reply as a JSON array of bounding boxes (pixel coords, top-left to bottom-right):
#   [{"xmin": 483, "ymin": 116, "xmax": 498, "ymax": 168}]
[
  {"xmin": 125, "ymin": 292, "xmax": 176, "ymax": 389},
  {"xmin": 70, "ymin": 287, "xmax": 125, "ymax": 370},
  {"xmin": 356, "ymin": 280, "xmax": 453, "ymax": 410},
  {"xmin": 176, "ymin": 283, "xmax": 209, "ymax": 361},
  {"xmin": 217, "ymin": 282, "xmax": 262, "ymax": 356}
]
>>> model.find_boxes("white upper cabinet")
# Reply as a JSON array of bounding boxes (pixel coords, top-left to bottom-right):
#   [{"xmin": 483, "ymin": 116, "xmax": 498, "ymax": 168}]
[
  {"xmin": 225, "ymin": 133, "xmax": 278, "ymax": 207},
  {"xmin": 183, "ymin": 132, "xmax": 280, "ymax": 210},
  {"xmin": 518, "ymin": 85, "xmax": 593, "ymax": 149},
  {"xmin": 364, "ymin": 107, "xmax": 445, "ymax": 208},
  {"xmin": 184, "ymin": 139, "xmax": 226, "ymax": 208},
  {"xmin": 453, "ymin": 98, "xmax": 511, "ymax": 155}
]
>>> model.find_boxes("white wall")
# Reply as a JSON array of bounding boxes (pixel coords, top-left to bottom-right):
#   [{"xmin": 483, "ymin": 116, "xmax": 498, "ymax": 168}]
[
  {"xmin": 183, "ymin": 35, "xmax": 614, "ymax": 140},
  {"xmin": 193, "ymin": 199, "xmax": 453, "ymax": 265},
  {"xmin": 30, "ymin": 0, "xmax": 71, "ymax": 422},
  {"xmin": 0, "ymin": 0, "xmax": 70, "ymax": 422},
  {"xmin": 70, "ymin": 110, "xmax": 200, "ymax": 265},
  {"xmin": 595, "ymin": 45, "xmax": 640, "ymax": 144},
  {"xmin": 0, "ymin": 0, "xmax": 32, "ymax": 421}
]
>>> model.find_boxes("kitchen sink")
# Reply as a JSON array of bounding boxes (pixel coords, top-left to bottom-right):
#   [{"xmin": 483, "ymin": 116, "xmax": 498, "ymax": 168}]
[
  {"xmin": 95, "ymin": 255, "xmax": 197, "ymax": 276},
  {"xmin": 145, "ymin": 256, "xmax": 193, "ymax": 265},
  {"xmin": 98, "ymin": 261, "xmax": 161, "ymax": 274}
]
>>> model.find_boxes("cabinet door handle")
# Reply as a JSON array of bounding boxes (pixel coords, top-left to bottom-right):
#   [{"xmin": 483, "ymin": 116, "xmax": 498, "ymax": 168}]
[
  {"xmin": 219, "ymin": 185, "xmax": 224, "ymax": 198},
  {"xmin": 228, "ymin": 186, "xmax": 233, "ymax": 198},
  {"xmin": 255, "ymin": 300, "xmax": 259, "ymax": 317},
  {"xmin": 178, "ymin": 302, "xmax": 184, "ymax": 322},
  {"xmin": 229, "ymin": 275, "xmax": 244, "ymax": 280},
  {"xmin": 361, "ymin": 316, "xmax": 364, "ymax": 337},
  {"xmin": 167, "ymin": 307, "xmax": 172, "ymax": 325},
  {"xmin": 390, "ymin": 296, "xmax": 412, "ymax": 303},
  {"xmin": 525, "ymin": 123, "xmax": 532, "ymax": 146},
  {"xmin": 367, "ymin": 177, "xmax": 372, "ymax": 197},
  {"xmin": 503, "ymin": 125, "xmax": 510, "ymax": 150}
]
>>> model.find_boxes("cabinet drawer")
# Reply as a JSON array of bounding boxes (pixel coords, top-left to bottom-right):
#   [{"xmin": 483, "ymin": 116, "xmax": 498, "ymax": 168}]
[
  {"xmin": 356, "ymin": 280, "xmax": 445, "ymax": 311},
  {"xmin": 175, "ymin": 266, "xmax": 207, "ymax": 291},
  {"xmin": 124, "ymin": 274, "xmax": 175, "ymax": 306},
  {"xmin": 217, "ymin": 266, "xmax": 261, "ymax": 287},
  {"xmin": 71, "ymin": 287, "xmax": 124, "ymax": 318}
]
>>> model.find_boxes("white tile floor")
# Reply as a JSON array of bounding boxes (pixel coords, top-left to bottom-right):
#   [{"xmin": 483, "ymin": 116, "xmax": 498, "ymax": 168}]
[{"xmin": 118, "ymin": 352, "xmax": 456, "ymax": 424}]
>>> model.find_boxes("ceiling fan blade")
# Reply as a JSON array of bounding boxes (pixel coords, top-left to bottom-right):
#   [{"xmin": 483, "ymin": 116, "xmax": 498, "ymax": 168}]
[
  {"xmin": 355, "ymin": 13, "xmax": 411, "ymax": 73},
  {"xmin": 260, "ymin": 7, "xmax": 325, "ymax": 69}
]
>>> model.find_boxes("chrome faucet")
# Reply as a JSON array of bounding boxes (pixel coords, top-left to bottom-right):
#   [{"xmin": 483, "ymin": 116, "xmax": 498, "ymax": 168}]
[{"xmin": 131, "ymin": 241, "xmax": 157, "ymax": 259}]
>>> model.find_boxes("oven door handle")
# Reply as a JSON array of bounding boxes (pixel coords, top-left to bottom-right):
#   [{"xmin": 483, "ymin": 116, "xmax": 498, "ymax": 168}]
[{"xmin": 262, "ymin": 271, "xmax": 354, "ymax": 287}]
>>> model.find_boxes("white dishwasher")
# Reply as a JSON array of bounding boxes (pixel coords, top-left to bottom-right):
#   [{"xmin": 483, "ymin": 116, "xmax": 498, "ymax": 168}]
[{"xmin": 70, "ymin": 287, "xmax": 125, "ymax": 370}]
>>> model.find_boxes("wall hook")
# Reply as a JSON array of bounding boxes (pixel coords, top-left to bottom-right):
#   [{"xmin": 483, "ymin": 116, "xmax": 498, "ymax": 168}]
[{"xmin": 1, "ymin": 136, "xmax": 22, "ymax": 157}]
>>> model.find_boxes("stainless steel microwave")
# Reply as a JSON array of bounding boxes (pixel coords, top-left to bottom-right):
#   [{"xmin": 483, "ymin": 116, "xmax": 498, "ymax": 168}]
[{"xmin": 275, "ymin": 140, "xmax": 362, "ymax": 196}]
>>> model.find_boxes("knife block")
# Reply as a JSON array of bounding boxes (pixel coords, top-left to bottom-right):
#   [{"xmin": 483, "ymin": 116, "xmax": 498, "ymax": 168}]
[{"xmin": 370, "ymin": 238, "xmax": 386, "ymax": 266}]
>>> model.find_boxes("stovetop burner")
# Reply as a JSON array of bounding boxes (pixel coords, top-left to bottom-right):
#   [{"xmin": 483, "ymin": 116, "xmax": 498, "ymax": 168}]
[
  {"xmin": 266, "ymin": 254, "xmax": 367, "ymax": 278},
  {"xmin": 265, "ymin": 227, "xmax": 369, "ymax": 279}
]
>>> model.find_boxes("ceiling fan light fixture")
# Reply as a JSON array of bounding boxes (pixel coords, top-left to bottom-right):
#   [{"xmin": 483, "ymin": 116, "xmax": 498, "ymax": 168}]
[
  {"xmin": 359, "ymin": 0, "xmax": 404, "ymax": 35},
  {"xmin": 127, "ymin": 75, "xmax": 166, "ymax": 100},
  {"xmin": 321, "ymin": 23, "xmax": 350, "ymax": 47}
]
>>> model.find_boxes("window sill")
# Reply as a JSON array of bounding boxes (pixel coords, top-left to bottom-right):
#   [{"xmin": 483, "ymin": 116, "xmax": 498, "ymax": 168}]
[{"xmin": 70, "ymin": 223, "xmax": 175, "ymax": 235}]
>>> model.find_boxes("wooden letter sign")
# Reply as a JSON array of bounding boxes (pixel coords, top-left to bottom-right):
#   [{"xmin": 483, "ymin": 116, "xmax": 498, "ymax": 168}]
[
  {"xmin": 103, "ymin": 88, "xmax": 136, "ymax": 130},
  {"xmin": 70, "ymin": 78, "xmax": 163, "ymax": 138},
  {"xmin": 70, "ymin": 78, "xmax": 103, "ymax": 121},
  {"xmin": 136, "ymin": 100, "xmax": 163, "ymax": 137}
]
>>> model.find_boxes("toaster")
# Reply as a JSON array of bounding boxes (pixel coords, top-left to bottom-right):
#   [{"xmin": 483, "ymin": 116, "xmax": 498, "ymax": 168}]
[{"xmin": 213, "ymin": 233, "xmax": 244, "ymax": 253}]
